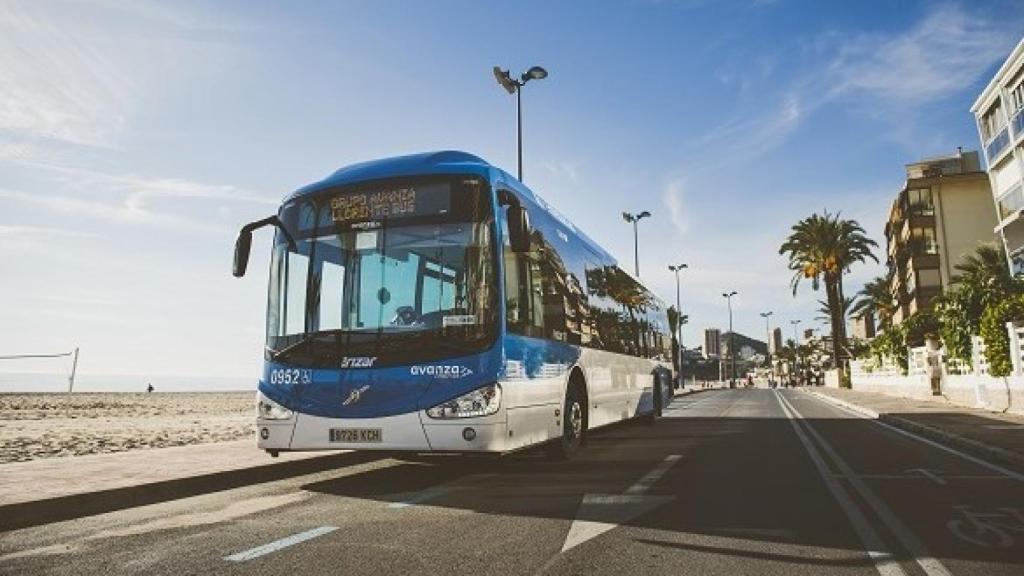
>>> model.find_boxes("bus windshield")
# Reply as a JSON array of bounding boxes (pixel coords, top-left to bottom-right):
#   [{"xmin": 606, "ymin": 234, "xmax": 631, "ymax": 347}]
[{"xmin": 266, "ymin": 176, "xmax": 497, "ymax": 366}]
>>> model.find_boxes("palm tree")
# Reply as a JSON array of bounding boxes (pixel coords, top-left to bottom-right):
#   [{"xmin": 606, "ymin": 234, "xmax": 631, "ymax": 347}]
[
  {"xmin": 815, "ymin": 297, "xmax": 853, "ymax": 324},
  {"xmin": 851, "ymin": 274, "xmax": 896, "ymax": 329},
  {"xmin": 779, "ymin": 211, "xmax": 878, "ymax": 371}
]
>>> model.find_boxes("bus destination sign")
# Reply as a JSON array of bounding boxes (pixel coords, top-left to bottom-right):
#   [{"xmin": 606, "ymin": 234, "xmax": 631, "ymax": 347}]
[{"xmin": 331, "ymin": 188, "xmax": 418, "ymax": 223}]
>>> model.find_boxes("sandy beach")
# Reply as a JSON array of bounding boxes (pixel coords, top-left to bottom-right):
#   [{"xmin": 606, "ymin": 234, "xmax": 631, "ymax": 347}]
[{"xmin": 0, "ymin": 392, "xmax": 254, "ymax": 463}]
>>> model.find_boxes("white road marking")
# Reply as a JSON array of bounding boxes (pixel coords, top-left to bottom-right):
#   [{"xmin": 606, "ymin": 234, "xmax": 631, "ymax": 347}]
[
  {"xmin": 663, "ymin": 391, "xmax": 728, "ymax": 414},
  {"xmin": 387, "ymin": 486, "xmax": 451, "ymax": 509},
  {"xmin": 773, "ymin": 391, "xmax": 906, "ymax": 576},
  {"xmin": 780, "ymin": 392, "xmax": 953, "ymax": 576},
  {"xmin": 224, "ymin": 526, "xmax": 338, "ymax": 562},
  {"xmin": 906, "ymin": 468, "xmax": 947, "ymax": 486},
  {"xmin": 561, "ymin": 455, "xmax": 681, "ymax": 553},
  {"xmin": 807, "ymin": 391, "xmax": 1024, "ymax": 482},
  {"xmin": 625, "ymin": 455, "xmax": 682, "ymax": 495}
]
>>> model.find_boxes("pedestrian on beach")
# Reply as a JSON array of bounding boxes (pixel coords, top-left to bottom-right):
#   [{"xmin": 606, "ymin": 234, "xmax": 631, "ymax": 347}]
[{"xmin": 146, "ymin": 383, "xmax": 154, "ymax": 393}]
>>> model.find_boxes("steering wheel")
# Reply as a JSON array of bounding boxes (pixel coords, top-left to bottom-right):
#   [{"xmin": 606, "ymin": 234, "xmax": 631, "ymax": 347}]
[{"xmin": 391, "ymin": 306, "xmax": 420, "ymax": 326}]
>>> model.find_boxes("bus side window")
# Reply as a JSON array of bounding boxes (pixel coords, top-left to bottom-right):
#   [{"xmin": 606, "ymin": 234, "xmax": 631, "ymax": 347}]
[{"xmin": 503, "ymin": 205, "xmax": 544, "ymax": 338}]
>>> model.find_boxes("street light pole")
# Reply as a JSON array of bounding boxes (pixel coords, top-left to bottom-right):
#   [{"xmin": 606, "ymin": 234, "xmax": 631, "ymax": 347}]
[
  {"xmin": 791, "ymin": 319, "xmax": 802, "ymax": 385},
  {"xmin": 722, "ymin": 291, "xmax": 737, "ymax": 387},
  {"xmin": 669, "ymin": 263, "xmax": 688, "ymax": 388},
  {"xmin": 622, "ymin": 211, "xmax": 651, "ymax": 276},
  {"xmin": 760, "ymin": 311, "xmax": 773, "ymax": 381},
  {"xmin": 493, "ymin": 65, "xmax": 548, "ymax": 182}
]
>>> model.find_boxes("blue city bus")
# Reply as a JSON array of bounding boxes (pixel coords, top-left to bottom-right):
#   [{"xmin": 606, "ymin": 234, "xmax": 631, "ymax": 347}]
[{"xmin": 233, "ymin": 151, "xmax": 673, "ymax": 459}]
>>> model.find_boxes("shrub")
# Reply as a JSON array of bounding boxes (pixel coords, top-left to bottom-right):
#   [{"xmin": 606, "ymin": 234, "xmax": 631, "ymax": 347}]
[{"xmin": 980, "ymin": 294, "xmax": 1024, "ymax": 377}]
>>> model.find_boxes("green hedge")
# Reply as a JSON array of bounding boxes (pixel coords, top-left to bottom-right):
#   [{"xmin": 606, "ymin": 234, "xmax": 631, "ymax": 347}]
[{"xmin": 979, "ymin": 294, "xmax": 1024, "ymax": 377}]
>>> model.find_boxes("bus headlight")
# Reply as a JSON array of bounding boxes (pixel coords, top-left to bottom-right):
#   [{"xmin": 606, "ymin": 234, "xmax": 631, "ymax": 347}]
[
  {"xmin": 258, "ymin": 396, "xmax": 293, "ymax": 420},
  {"xmin": 426, "ymin": 383, "xmax": 502, "ymax": 419}
]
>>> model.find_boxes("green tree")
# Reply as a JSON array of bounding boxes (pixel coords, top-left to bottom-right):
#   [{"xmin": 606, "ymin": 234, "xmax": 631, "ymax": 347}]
[
  {"xmin": 779, "ymin": 211, "xmax": 878, "ymax": 370},
  {"xmin": 851, "ymin": 274, "xmax": 896, "ymax": 329}
]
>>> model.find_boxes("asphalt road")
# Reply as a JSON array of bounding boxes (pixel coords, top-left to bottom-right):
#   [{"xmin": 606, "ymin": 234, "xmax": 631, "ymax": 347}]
[{"xmin": 2, "ymin": 389, "xmax": 1023, "ymax": 575}]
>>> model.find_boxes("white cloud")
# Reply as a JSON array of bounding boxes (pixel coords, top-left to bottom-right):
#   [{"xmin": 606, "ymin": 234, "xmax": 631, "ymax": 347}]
[
  {"xmin": 827, "ymin": 4, "xmax": 1017, "ymax": 105},
  {"xmin": 0, "ymin": 224, "xmax": 99, "ymax": 239},
  {"xmin": 662, "ymin": 179, "xmax": 689, "ymax": 235}
]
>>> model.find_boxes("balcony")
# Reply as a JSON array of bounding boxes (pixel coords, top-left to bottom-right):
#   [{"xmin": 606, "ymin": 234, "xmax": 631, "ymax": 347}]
[
  {"xmin": 1013, "ymin": 107, "xmax": 1024, "ymax": 141},
  {"xmin": 987, "ymin": 127, "xmax": 1011, "ymax": 161}
]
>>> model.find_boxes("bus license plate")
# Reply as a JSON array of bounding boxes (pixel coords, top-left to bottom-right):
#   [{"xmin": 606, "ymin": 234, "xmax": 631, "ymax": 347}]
[{"xmin": 329, "ymin": 428, "xmax": 382, "ymax": 443}]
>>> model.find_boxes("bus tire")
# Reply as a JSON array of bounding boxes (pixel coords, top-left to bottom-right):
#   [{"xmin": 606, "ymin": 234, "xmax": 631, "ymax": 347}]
[
  {"xmin": 643, "ymin": 376, "xmax": 662, "ymax": 425},
  {"xmin": 547, "ymin": 384, "xmax": 585, "ymax": 460}
]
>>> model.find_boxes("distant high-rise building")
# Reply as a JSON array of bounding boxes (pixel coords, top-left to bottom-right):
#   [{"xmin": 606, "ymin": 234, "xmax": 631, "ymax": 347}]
[
  {"xmin": 769, "ymin": 327, "xmax": 783, "ymax": 354},
  {"xmin": 703, "ymin": 328, "xmax": 721, "ymax": 359}
]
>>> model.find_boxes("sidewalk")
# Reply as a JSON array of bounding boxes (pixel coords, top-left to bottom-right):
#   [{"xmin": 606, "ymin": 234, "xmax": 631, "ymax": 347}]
[
  {"xmin": 807, "ymin": 387, "xmax": 1024, "ymax": 468},
  {"xmin": 0, "ymin": 440, "xmax": 364, "ymax": 532}
]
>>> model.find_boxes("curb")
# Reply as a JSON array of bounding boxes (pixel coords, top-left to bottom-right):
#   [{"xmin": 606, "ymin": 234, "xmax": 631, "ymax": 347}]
[
  {"xmin": 0, "ymin": 450, "xmax": 379, "ymax": 533},
  {"xmin": 805, "ymin": 390, "xmax": 1024, "ymax": 470}
]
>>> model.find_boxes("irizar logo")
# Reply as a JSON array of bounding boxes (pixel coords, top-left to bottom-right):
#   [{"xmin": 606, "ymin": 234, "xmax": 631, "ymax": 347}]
[
  {"xmin": 410, "ymin": 365, "xmax": 473, "ymax": 379},
  {"xmin": 340, "ymin": 356, "xmax": 377, "ymax": 368},
  {"xmin": 342, "ymin": 385, "xmax": 371, "ymax": 406}
]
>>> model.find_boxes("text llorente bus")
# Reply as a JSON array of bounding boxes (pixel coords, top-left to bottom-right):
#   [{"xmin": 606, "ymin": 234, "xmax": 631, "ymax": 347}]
[{"xmin": 233, "ymin": 151, "xmax": 673, "ymax": 459}]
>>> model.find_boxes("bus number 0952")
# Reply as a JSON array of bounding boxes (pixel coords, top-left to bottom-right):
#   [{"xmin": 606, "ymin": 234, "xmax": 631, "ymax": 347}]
[{"xmin": 269, "ymin": 368, "xmax": 312, "ymax": 385}]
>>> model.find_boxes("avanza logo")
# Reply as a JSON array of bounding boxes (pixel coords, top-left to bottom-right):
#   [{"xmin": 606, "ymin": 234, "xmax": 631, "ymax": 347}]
[
  {"xmin": 410, "ymin": 365, "xmax": 473, "ymax": 379},
  {"xmin": 340, "ymin": 356, "xmax": 377, "ymax": 368},
  {"xmin": 342, "ymin": 385, "xmax": 371, "ymax": 406}
]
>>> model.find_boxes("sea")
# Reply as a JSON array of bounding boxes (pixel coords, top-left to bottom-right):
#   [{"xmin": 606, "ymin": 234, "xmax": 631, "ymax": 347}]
[{"xmin": 0, "ymin": 372, "xmax": 256, "ymax": 393}]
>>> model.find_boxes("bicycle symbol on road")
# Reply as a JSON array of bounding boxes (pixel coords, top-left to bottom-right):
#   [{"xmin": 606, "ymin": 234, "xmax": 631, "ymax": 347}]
[{"xmin": 947, "ymin": 505, "xmax": 1024, "ymax": 548}]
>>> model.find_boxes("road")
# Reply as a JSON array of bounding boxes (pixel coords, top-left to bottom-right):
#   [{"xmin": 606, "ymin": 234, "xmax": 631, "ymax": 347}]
[{"xmin": 2, "ymin": 389, "xmax": 1023, "ymax": 575}]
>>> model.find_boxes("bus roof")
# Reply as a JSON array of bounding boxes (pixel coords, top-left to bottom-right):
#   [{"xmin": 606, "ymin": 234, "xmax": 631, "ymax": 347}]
[{"xmin": 285, "ymin": 150, "xmax": 617, "ymax": 267}]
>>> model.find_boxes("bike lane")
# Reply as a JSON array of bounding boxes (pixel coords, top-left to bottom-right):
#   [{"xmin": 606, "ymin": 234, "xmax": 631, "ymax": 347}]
[{"xmin": 784, "ymin": 390, "xmax": 1024, "ymax": 576}]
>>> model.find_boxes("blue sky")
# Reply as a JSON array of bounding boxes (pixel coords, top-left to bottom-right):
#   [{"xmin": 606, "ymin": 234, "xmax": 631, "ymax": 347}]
[{"xmin": 2, "ymin": 0, "xmax": 1022, "ymax": 383}]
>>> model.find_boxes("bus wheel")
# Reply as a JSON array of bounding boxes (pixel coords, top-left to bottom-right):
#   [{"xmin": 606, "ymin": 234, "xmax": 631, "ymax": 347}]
[
  {"xmin": 547, "ymin": 385, "xmax": 584, "ymax": 460},
  {"xmin": 644, "ymin": 377, "xmax": 662, "ymax": 425}
]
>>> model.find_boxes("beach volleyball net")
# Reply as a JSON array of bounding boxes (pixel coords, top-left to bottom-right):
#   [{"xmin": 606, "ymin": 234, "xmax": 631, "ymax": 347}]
[{"xmin": 0, "ymin": 348, "xmax": 79, "ymax": 393}]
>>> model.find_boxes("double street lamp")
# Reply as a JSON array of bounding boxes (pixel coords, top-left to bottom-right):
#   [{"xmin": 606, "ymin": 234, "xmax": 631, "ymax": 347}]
[
  {"xmin": 493, "ymin": 65, "xmax": 548, "ymax": 182},
  {"xmin": 622, "ymin": 211, "xmax": 651, "ymax": 277},
  {"xmin": 722, "ymin": 291, "xmax": 738, "ymax": 387},
  {"xmin": 790, "ymin": 319, "xmax": 802, "ymax": 384},
  {"xmin": 668, "ymin": 263, "xmax": 688, "ymax": 387}
]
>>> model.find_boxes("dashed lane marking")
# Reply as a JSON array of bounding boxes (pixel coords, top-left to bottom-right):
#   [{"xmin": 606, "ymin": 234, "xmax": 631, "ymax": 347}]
[
  {"xmin": 224, "ymin": 526, "xmax": 338, "ymax": 562},
  {"xmin": 387, "ymin": 486, "xmax": 451, "ymax": 509}
]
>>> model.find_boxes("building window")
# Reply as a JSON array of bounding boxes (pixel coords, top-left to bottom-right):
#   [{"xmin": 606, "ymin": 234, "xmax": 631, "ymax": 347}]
[
  {"xmin": 981, "ymin": 100, "xmax": 1005, "ymax": 141},
  {"xmin": 1011, "ymin": 249, "xmax": 1024, "ymax": 277},
  {"xmin": 1011, "ymin": 77, "xmax": 1024, "ymax": 114},
  {"xmin": 910, "ymin": 227, "xmax": 938, "ymax": 255},
  {"xmin": 906, "ymin": 188, "xmax": 934, "ymax": 216},
  {"xmin": 997, "ymin": 185, "xmax": 1024, "ymax": 221},
  {"xmin": 918, "ymin": 268, "xmax": 941, "ymax": 289}
]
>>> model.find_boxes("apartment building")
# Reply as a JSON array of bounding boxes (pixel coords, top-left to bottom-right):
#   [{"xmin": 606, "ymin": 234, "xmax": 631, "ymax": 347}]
[
  {"xmin": 703, "ymin": 328, "xmax": 721, "ymax": 359},
  {"xmin": 884, "ymin": 150, "xmax": 995, "ymax": 324},
  {"xmin": 850, "ymin": 313, "xmax": 876, "ymax": 340},
  {"xmin": 972, "ymin": 37, "xmax": 1024, "ymax": 274}
]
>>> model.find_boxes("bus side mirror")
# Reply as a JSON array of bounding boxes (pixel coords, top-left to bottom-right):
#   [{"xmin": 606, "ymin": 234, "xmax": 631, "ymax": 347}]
[
  {"xmin": 233, "ymin": 229, "xmax": 252, "ymax": 277},
  {"xmin": 508, "ymin": 205, "xmax": 531, "ymax": 253}
]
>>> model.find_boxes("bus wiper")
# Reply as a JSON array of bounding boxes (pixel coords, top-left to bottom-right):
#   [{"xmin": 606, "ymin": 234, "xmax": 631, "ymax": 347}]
[{"xmin": 272, "ymin": 333, "xmax": 330, "ymax": 361}]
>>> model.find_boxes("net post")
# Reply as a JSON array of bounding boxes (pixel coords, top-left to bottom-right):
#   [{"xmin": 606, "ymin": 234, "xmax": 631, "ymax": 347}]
[{"xmin": 65, "ymin": 347, "xmax": 79, "ymax": 417}]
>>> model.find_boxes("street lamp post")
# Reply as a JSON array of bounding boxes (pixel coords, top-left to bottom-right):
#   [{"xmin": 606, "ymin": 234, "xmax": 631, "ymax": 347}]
[
  {"xmin": 722, "ymin": 291, "xmax": 737, "ymax": 387},
  {"xmin": 760, "ymin": 311, "xmax": 773, "ymax": 382},
  {"xmin": 622, "ymin": 211, "xmax": 651, "ymax": 277},
  {"xmin": 493, "ymin": 65, "xmax": 549, "ymax": 182},
  {"xmin": 669, "ymin": 263, "xmax": 688, "ymax": 388},
  {"xmin": 790, "ymin": 319, "xmax": 802, "ymax": 386}
]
